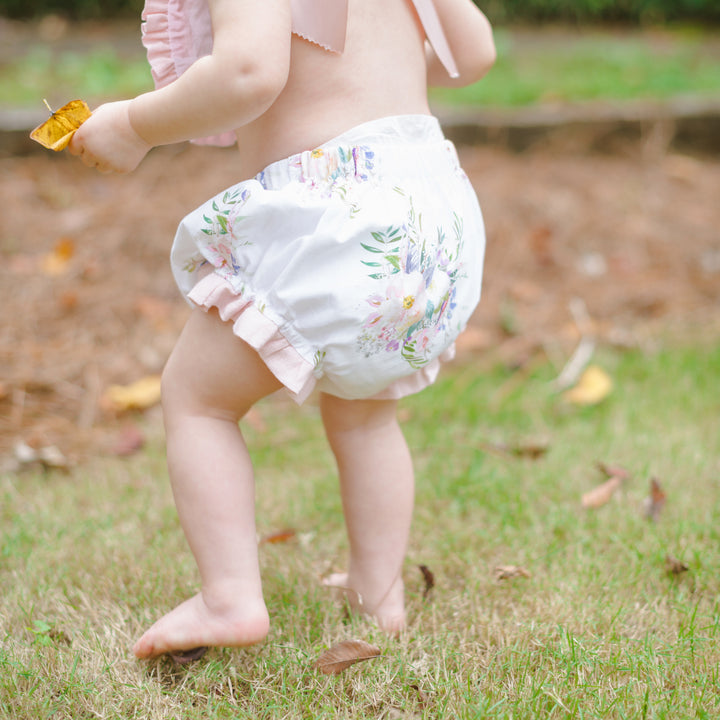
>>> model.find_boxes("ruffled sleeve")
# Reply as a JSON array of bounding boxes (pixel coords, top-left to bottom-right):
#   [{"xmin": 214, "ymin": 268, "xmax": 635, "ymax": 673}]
[
  {"xmin": 140, "ymin": 0, "xmax": 459, "ymax": 147},
  {"xmin": 141, "ymin": 0, "xmax": 237, "ymax": 146}
]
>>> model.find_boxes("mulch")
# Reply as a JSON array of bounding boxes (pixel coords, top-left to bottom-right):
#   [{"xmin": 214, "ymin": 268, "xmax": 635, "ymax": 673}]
[{"xmin": 2, "ymin": 134, "xmax": 719, "ymax": 462}]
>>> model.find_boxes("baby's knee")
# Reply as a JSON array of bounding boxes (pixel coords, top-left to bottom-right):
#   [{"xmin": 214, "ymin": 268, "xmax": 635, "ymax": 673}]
[
  {"xmin": 160, "ymin": 352, "xmax": 190, "ymax": 418},
  {"xmin": 320, "ymin": 393, "xmax": 399, "ymax": 437}
]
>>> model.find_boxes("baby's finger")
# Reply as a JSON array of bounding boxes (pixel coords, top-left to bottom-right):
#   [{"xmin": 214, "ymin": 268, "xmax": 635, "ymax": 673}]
[
  {"xmin": 67, "ymin": 133, "xmax": 83, "ymax": 156},
  {"xmin": 80, "ymin": 152, "xmax": 98, "ymax": 169}
]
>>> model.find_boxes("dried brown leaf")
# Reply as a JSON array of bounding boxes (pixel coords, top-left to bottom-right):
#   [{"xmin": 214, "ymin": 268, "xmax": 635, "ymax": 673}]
[
  {"xmin": 581, "ymin": 476, "xmax": 622, "ymax": 509},
  {"xmin": 260, "ymin": 528, "xmax": 297, "ymax": 545},
  {"xmin": 313, "ymin": 639, "xmax": 381, "ymax": 675},
  {"xmin": 494, "ymin": 565, "xmax": 531, "ymax": 581},
  {"xmin": 418, "ymin": 564, "xmax": 435, "ymax": 598},
  {"xmin": 644, "ymin": 477, "xmax": 667, "ymax": 522},
  {"xmin": 665, "ymin": 555, "xmax": 689, "ymax": 575},
  {"xmin": 169, "ymin": 646, "xmax": 208, "ymax": 665},
  {"xmin": 596, "ymin": 462, "xmax": 631, "ymax": 481},
  {"xmin": 481, "ymin": 439, "xmax": 549, "ymax": 460},
  {"xmin": 410, "ymin": 683, "xmax": 431, "ymax": 708}
]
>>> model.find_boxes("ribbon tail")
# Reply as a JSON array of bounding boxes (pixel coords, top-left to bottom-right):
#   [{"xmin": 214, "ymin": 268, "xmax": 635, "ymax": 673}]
[
  {"xmin": 291, "ymin": 0, "xmax": 348, "ymax": 53},
  {"xmin": 410, "ymin": 0, "xmax": 460, "ymax": 79}
]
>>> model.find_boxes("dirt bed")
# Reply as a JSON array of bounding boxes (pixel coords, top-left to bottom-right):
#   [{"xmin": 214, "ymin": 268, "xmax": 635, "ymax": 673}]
[{"xmin": 1, "ymin": 138, "xmax": 719, "ymax": 461}]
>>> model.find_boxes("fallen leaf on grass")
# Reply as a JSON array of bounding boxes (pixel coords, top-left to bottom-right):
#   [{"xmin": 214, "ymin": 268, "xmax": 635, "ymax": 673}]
[
  {"xmin": 596, "ymin": 462, "xmax": 631, "ymax": 481},
  {"xmin": 410, "ymin": 683, "xmax": 432, "ymax": 708},
  {"xmin": 494, "ymin": 565, "xmax": 531, "ymax": 581},
  {"xmin": 13, "ymin": 441, "xmax": 70, "ymax": 470},
  {"xmin": 665, "ymin": 555, "xmax": 689, "ymax": 575},
  {"xmin": 41, "ymin": 237, "xmax": 76, "ymax": 276},
  {"xmin": 562, "ymin": 365, "xmax": 613, "ymax": 406},
  {"xmin": 30, "ymin": 99, "xmax": 91, "ymax": 151},
  {"xmin": 313, "ymin": 639, "xmax": 381, "ymax": 675},
  {"xmin": 581, "ymin": 476, "xmax": 622, "ymax": 509},
  {"xmin": 482, "ymin": 439, "xmax": 550, "ymax": 460},
  {"xmin": 418, "ymin": 564, "xmax": 435, "ymax": 598},
  {"xmin": 169, "ymin": 646, "xmax": 208, "ymax": 665},
  {"xmin": 643, "ymin": 477, "xmax": 666, "ymax": 522},
  {"xmin": 102, "ymin": 375, "xmax": 162, "ymax": 412},
  {"xmin": 260, "ymin": 528, "xmax": 297, "ymax": 545}
]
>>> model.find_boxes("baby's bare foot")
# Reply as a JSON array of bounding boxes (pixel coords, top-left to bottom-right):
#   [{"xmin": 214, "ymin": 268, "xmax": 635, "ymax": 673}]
[
  {"xmin": 133, "ymin": 590, "xmax": 269, "ymax": 659},
  {"xmin": 322, "ymin": 571, "xmax": 406, "ymax": 635}
]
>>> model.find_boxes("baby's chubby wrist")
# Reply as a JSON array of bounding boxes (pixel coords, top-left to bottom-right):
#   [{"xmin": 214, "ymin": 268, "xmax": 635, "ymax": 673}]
[
  {"xmin": 126, "ymin": 96, "xmax": 154, "ymax": 150},
  {"xmin": 69, "ymin": 99, "xmax": 152, "ymax": 174}
]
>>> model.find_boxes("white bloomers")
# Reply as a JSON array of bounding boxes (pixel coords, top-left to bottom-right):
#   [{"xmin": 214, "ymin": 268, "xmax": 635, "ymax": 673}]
[{"xmin": 170, "ymin": 114, "xmax": 486, "ymax": 403}]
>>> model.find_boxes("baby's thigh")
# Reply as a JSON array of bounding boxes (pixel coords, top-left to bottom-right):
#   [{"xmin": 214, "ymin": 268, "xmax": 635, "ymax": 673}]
[{"xmin": 162, "ymin": 308, "xmax": 282, "ymax": 420}]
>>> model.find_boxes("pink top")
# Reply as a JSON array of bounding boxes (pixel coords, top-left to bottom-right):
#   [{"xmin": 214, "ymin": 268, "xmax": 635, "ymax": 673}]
[{"xmin": 141, "ymin": 0, "xmax": 460, "ymax": 146}]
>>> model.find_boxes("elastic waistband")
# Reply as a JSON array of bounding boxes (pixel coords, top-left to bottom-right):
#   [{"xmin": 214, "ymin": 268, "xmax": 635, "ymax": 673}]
[{"xmin": 256, "ymin": 115, "xmax": 454, "ymax": 190}]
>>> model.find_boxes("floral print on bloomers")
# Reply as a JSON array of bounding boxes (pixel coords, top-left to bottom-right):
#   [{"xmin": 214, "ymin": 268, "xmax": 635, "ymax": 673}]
[
  {"xmin": 169, "ymin": 115, "xmax": 485, "ymax": 402},
  {"xmin": 357, "ymin": 191, "xmax": 466, "ymax": 370}
]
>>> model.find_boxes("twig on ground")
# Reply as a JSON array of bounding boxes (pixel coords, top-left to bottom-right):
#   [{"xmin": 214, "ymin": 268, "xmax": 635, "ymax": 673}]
[{"xmin": 553, "ymin": 297, "xmax": 596, "ymax": 391}]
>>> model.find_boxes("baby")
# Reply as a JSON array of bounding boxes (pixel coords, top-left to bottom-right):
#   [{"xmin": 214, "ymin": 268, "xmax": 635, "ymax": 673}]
[{"xmin": 69, "ymin": 0, "xmax": 495, "ymax": 659}]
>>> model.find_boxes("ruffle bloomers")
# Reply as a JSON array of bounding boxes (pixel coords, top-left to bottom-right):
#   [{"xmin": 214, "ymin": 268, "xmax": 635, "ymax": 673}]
[
  {"xmin": 170, "ymin": 115, "xmax": 486, "ymax": 404},
  {"xmin": 140, "ymin": 0, "xmax": 483, "ymax": 403}
]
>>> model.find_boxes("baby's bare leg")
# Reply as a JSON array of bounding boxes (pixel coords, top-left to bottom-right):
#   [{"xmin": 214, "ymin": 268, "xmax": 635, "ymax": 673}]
[
  {"xmin": 320, "ymin": 394, "xmax": 414, "ymax": 634},
  {"xmin": 133, "ymin": 309, "xmax": 282, "ymax": 659}
]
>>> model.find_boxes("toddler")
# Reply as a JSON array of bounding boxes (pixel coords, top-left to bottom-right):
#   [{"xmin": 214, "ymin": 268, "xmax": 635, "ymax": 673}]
[{"xmin": 69, "ymin": 0, "xmax": 495, "ymax": 659}]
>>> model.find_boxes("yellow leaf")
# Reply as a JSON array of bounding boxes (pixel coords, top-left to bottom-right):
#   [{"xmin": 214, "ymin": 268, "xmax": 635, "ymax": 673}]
[
  {"xmin": 563, "ymin": 365, "xmax": 613, "ymax": 405},
  {"xmin": 41, "ymin": 237, "xmax": 76, "ymax": 276},
  {"xmin": 103, "ymin": 375, "xmax": 162, "ymax": 412},
  {"xmin": 30, "ymin": 99, "xmax": 91, "ymax": 152}
]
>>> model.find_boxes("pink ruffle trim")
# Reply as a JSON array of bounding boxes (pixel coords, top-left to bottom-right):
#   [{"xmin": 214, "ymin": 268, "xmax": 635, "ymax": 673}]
[
  {"xmin": 370, "ymin": 348, "xmax": 454, "ymax": 400},
  {"xmin": 187, "ymin": 273, "xmax": 456, "ymax": 404},
  {"xmin": 188, "ymin": 273, "xmax": 317, "ymax": 403}
]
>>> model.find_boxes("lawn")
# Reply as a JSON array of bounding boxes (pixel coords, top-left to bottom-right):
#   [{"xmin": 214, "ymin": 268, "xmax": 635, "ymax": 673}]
[
  {"xmin": 2, "ymin": 342, "xmax": 719, "ymax": 718},
  {"xmin": 431, "ymin": 27, "xmax": 720, "ymax": 107},
  {"xmin": 2, "ymin": 25, "xmax": 720, "ymax": 109}
]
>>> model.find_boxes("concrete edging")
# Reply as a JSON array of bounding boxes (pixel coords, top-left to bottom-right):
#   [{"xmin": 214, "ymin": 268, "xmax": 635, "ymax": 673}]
[{"xmin": 2, "ymin": 95, "xmax": 720, "ymax": 157}]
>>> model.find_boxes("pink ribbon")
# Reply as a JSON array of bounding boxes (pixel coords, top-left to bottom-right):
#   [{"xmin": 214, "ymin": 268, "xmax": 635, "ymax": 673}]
[{"xmin": 291, "ymin": 0, "xmax": 459, "ymax": 78}]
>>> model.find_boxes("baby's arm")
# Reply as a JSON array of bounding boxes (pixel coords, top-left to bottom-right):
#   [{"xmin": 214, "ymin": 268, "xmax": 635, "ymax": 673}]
[
  {"xmin": 70, "ymin": 0, "xmax": 291, "ymax": 173},
  {"xmin": 426, "ymin": 0, "xmax": 496, "ymax": 87}
]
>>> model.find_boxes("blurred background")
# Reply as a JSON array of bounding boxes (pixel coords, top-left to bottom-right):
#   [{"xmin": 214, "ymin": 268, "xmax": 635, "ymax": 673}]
[
  {"xmin": 3, "ymin": 0, "xmax": 720, "ymax": 22},
  {"xmin": 2, "ymin": 0, "xmax": 720, "ymax": 129},
  {"xmin": 1, "ymin": 1, "xmax": 719, "ymax": 462}
]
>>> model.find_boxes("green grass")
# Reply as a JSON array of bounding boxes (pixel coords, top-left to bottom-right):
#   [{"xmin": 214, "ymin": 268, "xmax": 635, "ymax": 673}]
[
  {"xmin": 0, "ymin": 45, "xmax": 152, "ymax": 107},
  {"xmin": 1, "ymin": 342, "xmax": 719, "ymax": 718},
  {"xmin": 433, "ymin": 28, "xmax": 720, "ymax": 107},
  {"xmin": 2, "ymin": 27, "xmax": 720, "ymax": 110}
]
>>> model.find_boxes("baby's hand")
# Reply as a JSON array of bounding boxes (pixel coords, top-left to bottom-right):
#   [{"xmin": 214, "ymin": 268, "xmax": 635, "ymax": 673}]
[{"xmin": 68, "ymin": 100, "xmax": 151, "ymax": 174}]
